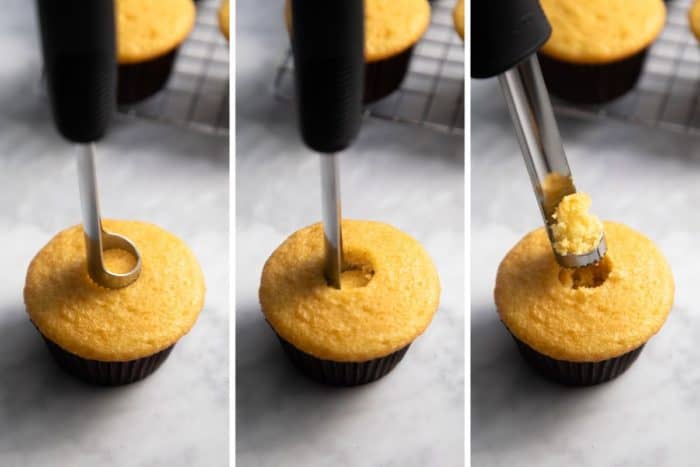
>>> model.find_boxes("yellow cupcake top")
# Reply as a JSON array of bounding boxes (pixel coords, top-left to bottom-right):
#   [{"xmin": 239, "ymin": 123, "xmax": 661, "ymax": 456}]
[
  {"xmin": 551, "ymin": 193, "xmax": 603, "ymax": 256},
  {"xmin": 495, "ymin": 222, "xmax": 674, "ymax": 362},
  {"xmin": 117, "ymin": 0, "xmax": 196, "ymax": 64},
  {"xmin": 259, "ymin": 220, "xmax": 441, "ymax": 362},
  {"xmin": 219, "ymin": 0, "xmax": 230, "ymax": 40},
  {"xmin": 285, "ymin": 0, "xmax": 431, "ymax": 62},
  {"xmin": 363, "ymin": 0, "xmax": 431, "ymax": 61},
  {"xmin": 24, "ymin": 220, "xmax": 206, "ymax": 362},
  {"xmin": 540, "ymin": 0, "xmax": 666, "ymax": 64},
  {"xmin": 690, "ymin": 0, "xmax": 700, "ymax": 42},
  {"xmin": 453, "ymin": 0, "xmax": 464, "ymax": 40}
]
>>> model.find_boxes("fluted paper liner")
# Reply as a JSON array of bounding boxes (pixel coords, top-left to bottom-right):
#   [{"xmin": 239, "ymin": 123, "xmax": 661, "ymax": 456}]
[
  {"xmin": 40, "ymin": 332, "xmax": 174, "ymax": 386},
  {"xmin": 538, "ymin": 49, "xmax": 648, "ymax": 104},
  {"xmin": 364, "ymin": 47, "xmax": 414, "ymax": 104},
  {"xmin": 510, "ymin": 331, "xmax": 644, "ymax": 386},
  {"xmin": 118, "ymin": 49, "xmax": 178, "ymax": 105},
  {"xmin": 276, "ymin": 334, "xmax": 410, "ymax": 386}
]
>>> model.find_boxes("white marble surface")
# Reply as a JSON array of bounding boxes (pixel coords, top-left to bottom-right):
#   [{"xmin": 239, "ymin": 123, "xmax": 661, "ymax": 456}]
[
  {"xmin": 471, "ymin": 78, "xmax": 700, "ymax": 466},
  {"xmin": 0, "ymin": 3, "xmax": 229, "ymax": 466},
  {"xmin": 235, "ymin": 1, "xmax": 464, "ymax": 466}
]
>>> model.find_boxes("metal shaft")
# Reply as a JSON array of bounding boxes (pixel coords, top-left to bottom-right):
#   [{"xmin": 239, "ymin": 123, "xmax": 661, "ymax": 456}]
[
  {"xmin": 499, "ymin": 54, "xmax": 606, "ymax": 268},
  {"xmin": 77, "ymin": 144, "xmax": 104, "ymax": 261},
  {"xmin": 499, "ymin": 54, "xmax": 574, "ymax": 218},
  {"xmin": 77, "ymin": 143, "xmax": 141, "ymax": 288},
  {"xmin": 320, "ymin": 153, "xmax": 344, "ymax": 289}
]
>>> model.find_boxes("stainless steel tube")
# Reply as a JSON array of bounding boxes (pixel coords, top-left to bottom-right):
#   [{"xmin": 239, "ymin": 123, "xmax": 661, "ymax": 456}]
[
  {"xmin": 320, "ymin": 153, "xmax": 344, "ymax": 289},
  {"xmin": 77, "ymin": 143, "xmax": 141, "ymax": 288},
  {"xmin": 499, "ymin": 55, "xmax": 606, "ymax": 268}
]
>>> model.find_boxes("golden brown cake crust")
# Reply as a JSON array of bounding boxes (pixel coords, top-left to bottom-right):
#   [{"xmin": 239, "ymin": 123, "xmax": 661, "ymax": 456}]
[
  {"xmin": 24, "ymin": 220, "xmax": 206, "ymax": 362},
  {"xmin": 284, "ymin": 0, "xmax": 431, "ymax": 63},
  {"xmin": 690, "ymin": 0, "xmax": 700, "ymax": 42},
  {"xmin": 495, "ymin": 222, "xmax": 674, "ymax": 362},
  {"xmin": 259, "ymin": 220, "xmax": 440, "ymax": 362},
  {"xmin": 540, "ymin": 0, "xmax": 666, "ymax": 64},
  {"xmin": 219, "ymin": 0, "xmax": 230, "ymax": 40},
  {"xmin": 117, "ymin": 0, "xmax": 196, "ymax": 64},
  {"xmin": 453, "ymin": 0, "xmax": 464, "ymax": 40}
]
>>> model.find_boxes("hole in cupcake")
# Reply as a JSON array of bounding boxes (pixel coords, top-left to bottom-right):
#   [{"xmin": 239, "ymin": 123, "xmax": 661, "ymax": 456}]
[
  {"xmin": 558, "ymin": 256, "xmax": 611, "ymax": 289},
  {"xmin": 339, "ymin": 262, "xmax": 374, "ymax": 289},
  {"xmin": 103, "ymin": 248, "xmax": 139, "ymax": 274}
]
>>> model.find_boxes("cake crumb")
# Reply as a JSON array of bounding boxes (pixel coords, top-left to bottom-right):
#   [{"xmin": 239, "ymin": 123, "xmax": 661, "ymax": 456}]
[
  {"xmin": 540, "ymin": 172, "xmax": 575, "ymax": 218},
  {"xmin": 551, "ymin": 192, "xmax": 603, "ymax": 255}
]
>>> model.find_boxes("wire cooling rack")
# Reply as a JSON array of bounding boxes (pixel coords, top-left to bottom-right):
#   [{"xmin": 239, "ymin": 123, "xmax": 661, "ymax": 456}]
[
  {"xmin": 118, "ymin": 0, "xmax": 229, "ymax": 135},
  {"xmin": 273, "ymin": 0, "xmax": 465, "ymax": 135},
  {"xmin": 553, "ymin": 0, "xmax": 700, "ymax": 135}
]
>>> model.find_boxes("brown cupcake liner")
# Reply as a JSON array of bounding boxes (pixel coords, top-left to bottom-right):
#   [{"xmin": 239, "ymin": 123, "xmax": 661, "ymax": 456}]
[
  {"xmin": 508, "ymin": 330, "xmax": 645, "ymax": 386},
  {"xmin": 538, "ymin": 49, "xmax": 648, "ymax": 104},
  {"xmin": 364, "ymin": 47, "xmax": 414, "ymax": 104},
  {"xmin": 38, "ymin": 331, "xmax": 174, "ymax": 386},
  {"xmin": 118, "ymin": 49, "xmax": 178, "ymax": 105},
  {"xmin": 276, "ymin": 333, "xmax": 410, "ymax": 386}
]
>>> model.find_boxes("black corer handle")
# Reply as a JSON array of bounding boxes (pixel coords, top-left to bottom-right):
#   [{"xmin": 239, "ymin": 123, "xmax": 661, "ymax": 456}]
[
  {"xmin": 471, "ymin": 0, "xmax": 551, "ymax": 79},
  {"xmin": 290, "ymin": 0, "xmax": 364, "ymax": 153},
  {"xmin": 37, "ymin": 0, "xmax": 116, "ymax": 143}
]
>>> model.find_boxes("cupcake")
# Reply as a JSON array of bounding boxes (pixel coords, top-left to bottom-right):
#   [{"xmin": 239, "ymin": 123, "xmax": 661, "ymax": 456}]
[
  {"xmin": 453, "ymin": 0, "xmax": 464, "ymax": 41},
  {"xmin": 219, "ymin": 0, "xmax": 230, "ymax": 41},
  {"xmin": 24, "ymin": 220, "xmax": 206, "ymax": 386},
  {"xmin": 116, "ymin": 0, "xmax": 196, "ymax": 105},
  {"xmin": 690, "ymin": 0, "xmax": 700, "ymax": 42},
  {"xmin": 495, "ymin": 220, "xmax": 674, "ymax": 385},
  {"xmin": 537, "ymin": 0, "xmax": 666, "ymax": 104},
  {"xmin": 285, "ymin": 0, "xmax": 431, "ymax": 104},
  {"xmin": 259, "ymin": 220, "xmax": 440, "ymax": 386}
]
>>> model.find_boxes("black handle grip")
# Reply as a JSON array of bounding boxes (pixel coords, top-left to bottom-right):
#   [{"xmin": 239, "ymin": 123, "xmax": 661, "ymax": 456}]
[
  {"xmin": 37, "ymin": 0, "xmax": 116, "ymax": 143},
  {"xmin": 290, "ymin": 0, "xmax": 364, "ymax": 153},
  {"xmin": 471, "ymin": 0, "xmax": 551, "ymax": 78}
]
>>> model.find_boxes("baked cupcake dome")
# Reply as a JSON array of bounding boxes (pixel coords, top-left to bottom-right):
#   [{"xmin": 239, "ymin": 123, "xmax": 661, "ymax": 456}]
[
  {"xmin": 495, "ymin": 222, "xmax": 674, "ymax": 384},
  {"xmin": 690, "ymin": 0, "xmax": 700, "ymax": 42},
  {"xmin": 24, "ymin": 220, "xmax": 206, "ymax": 384},
  {"xmin": 116, "ymin": 0, "xmax": 196, "ymax": 104},
  {"xmin": 285, "ymin": 0, "xmax": 431, "ymax": 103},
  {"xmin": 453, "ymin": 0, "xmax": 464, "ymax": 41},
  {"xmin": 538, "ymin": 0, "xmax": 666, "ymax": 103},
  {"xmin": 260, "ymin": 220, "xmax": 440, "ymax": 384},
  {"xmin": 219, "ymin": 0, "xmax": 230, "ymax": 40}
]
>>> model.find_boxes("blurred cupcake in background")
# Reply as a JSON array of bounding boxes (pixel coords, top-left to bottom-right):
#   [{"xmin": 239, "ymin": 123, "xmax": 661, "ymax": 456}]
[
  {"xmin": 219, "ymin": 0, "xmax": 230, "ymax": 41},
  {"xmin": 453, "ymin": 0, "xmax": 464, "ymax": 41},
  {"xmin": 117, "ymin": 0, "xmax": 196, "ymax": 104},
  {"xmin": 689, "ymin": 0, "xmax": 700, "ymax": 42},
  {"xmin": 286, "ymin": 0, "xmax": 431, "ymax": 103},
  {"xmin": 537, "ymin": 0, "xmax": 666, "ymax": 104}
]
